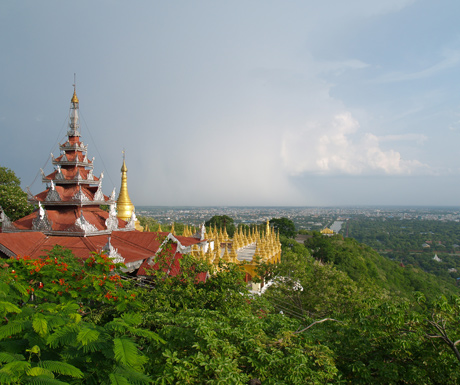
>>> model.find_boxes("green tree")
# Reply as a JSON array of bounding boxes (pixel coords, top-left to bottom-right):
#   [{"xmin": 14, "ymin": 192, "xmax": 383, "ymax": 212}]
[
  {"xmin": 205, "ymin": 215, "xmax": 236, "ymax": 237},
  {"xmin": 270, "ymin": 217, "xmax": 296, "ymax": 238},
  {"xmin": 0, "ymin": 166, "xmax": 34, "ymax": 222}
]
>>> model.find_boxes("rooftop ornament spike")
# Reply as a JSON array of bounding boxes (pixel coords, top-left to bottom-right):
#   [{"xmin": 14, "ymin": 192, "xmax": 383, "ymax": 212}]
[
  {"xmin": 32, "ymin": 203, "xmax": 52, "ymax": 231},
  {"xmin": 103, "ymin": 237, "xmax": 125, "ymax": 264}
]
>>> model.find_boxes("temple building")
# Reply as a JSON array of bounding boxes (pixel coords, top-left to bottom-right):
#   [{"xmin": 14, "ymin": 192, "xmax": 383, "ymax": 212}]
[
  {"xmin": 0, "ymin": 86, "xmax": 281, "ymax": 288},
  {"xmin": 0, "ymin": 87, "xmax": 208, "ymax": 275}
]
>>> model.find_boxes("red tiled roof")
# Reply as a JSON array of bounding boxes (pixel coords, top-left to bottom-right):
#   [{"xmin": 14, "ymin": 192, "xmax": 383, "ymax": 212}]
[
  {"xmin": 34, "ymin": 185, "xmax": 109, "ymax": 203},
  {"xmin": 13, "ymin": 207, "xmax": 127, "ymax": 232},
  {"xmin": 0, "ymin": 230, "xmax": 208, "ymax": 281}
]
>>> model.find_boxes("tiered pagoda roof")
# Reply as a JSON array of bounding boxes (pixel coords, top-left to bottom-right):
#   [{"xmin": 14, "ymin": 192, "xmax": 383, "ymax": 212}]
[
  {"xmin": 1, "ymin": 87, "xmax": 133, "ymax": 236},
  {"xmin": 0, "ymin": 85, "xmax": 209, "ymax": 277}
]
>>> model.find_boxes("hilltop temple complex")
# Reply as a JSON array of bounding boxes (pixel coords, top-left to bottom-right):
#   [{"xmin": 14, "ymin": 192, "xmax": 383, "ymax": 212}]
[{"xmin": 0, "ymin": 86, "xmax": 280, "ymax": 288}]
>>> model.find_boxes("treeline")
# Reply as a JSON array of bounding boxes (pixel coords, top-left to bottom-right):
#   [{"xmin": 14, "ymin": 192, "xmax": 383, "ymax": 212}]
[{"xmin": 346, "ymin": 217, "xmax": 460, "ymax": 285}]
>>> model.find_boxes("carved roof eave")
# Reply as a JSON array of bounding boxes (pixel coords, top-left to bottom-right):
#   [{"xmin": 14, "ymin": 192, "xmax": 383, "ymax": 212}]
[
  {"xmin": 0, "ymin": 227, "xmax": 113, "ymax": 237},
  {"xmin": 36, "ymin": 200, "xmax": 113, "ymax": 206},
  {"xmin": 52, "ymin": 160, "xmax": 94, "ymax": 169},
  {"xmin": 59, "ymin": 143, "xmax": 88, "ymax": 151},
  {"xmin": 41, "ymin": 178, "xmax": 100, "ymax": 185},
  {"xmin": 121, "ymin": 259, "xmax": 144, "ymax": 273},
  {"xmin": 0, "ymin": 243, "xmax": 16, "ymax": 257}
]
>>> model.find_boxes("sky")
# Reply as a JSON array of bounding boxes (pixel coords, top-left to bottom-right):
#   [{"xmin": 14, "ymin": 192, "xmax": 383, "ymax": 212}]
[{"xmin": 1, "ymin": 0, "xmax": 460, "ymax": 206}]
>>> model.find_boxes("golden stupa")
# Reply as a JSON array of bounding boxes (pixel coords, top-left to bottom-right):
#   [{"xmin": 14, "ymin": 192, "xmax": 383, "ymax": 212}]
[{"xmin": 116, "ymin": 153, "xmax": 143, "ymax": 231}]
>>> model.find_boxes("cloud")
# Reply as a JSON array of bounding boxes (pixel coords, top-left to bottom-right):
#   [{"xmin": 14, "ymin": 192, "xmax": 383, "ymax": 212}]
[
  {"xmin": 281, "ymin": 112, "xmax": 430, "ymax": 176},
  {"xmin": 374, "ymin": 49, "xmax": 460, "ymax": 84}
]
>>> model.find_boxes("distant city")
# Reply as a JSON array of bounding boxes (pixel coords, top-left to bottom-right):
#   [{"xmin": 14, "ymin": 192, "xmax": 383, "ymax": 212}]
[{"xmin": 136, "ymin": 206, "xmax": 460, "ymax": 231}]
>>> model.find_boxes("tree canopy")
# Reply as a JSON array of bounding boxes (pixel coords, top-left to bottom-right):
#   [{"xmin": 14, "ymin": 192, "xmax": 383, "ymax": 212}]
[
  {"xmin": 270, "ymin": 217, "xmax": 296, "ymax": 238},
  {"xmin": 3, "ymin": 231, "xmax": 460, "ymax": 383},
  {"xmin": 0, "ymin": 166, "xmax": 34, "ymax": 222},
  {"xmin": 205, "ymin": 215, "xmax": 236, "ymax": 237}
]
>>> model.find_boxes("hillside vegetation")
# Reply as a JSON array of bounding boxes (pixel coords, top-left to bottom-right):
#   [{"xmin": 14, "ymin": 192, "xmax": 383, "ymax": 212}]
[{"xmin": 1, "ymin": 232, "xmax": 460, "ymax": 384}]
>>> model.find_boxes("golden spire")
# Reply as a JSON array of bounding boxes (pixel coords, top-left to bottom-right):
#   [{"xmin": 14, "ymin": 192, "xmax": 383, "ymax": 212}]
[
  {"xmin": 71, "ymin": 76, "xmax": 79, "ymax": 104},
  {"xmin": 171, "ymin": 222, "xmax": 175, "ymax": 235},
  {"xmin": 71, "ymin": 89, "xmax": 79, "ymax": 104},
  {"xmin": 230, "ymin": 245, "xmax": 239, "ymax": 263},
  {"xmin": 116, "ymin": 151, "xmax": 135, "ymax": 222}
]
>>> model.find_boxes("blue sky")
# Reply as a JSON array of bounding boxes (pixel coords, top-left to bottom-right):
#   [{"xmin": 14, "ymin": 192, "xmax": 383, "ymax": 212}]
[{"xmin": 1, "ymin": 0, "xmax": 460, "ymax": 206}]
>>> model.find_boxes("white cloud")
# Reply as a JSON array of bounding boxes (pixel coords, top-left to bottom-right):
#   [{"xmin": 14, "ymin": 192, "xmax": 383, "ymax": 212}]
[{"xmin": 281, "ymin": 112, "xmax": 430, "ymax": 176}]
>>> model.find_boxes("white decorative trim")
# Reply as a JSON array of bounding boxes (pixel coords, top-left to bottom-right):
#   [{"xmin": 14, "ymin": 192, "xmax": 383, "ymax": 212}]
[
  {"xmin": 0, "ymin": 206, "xmax": 16, "ymax": 231},
  {"xmin": 110, "ymin": 188, "xmax": 116, "ymax": 201},
  {"xmin": 75, "ymin": 170, "xmax": 82, "ymax": 181},
  {"xmin": 61, "ymin": 154, "xmax": 67, "ymax": 162},
  {"xmin": 74, "ymin": 212, "xmax": 97, "ymax": 234},
  {"xmin": 45, "ymin": 180, "xmax": 61, "ymax": 202},
  {"xmin": 32, "ymin": 203, "xmax": 52, "ymax": 231},
  {"xmin": 73, "ymin": 186, "xmax": 89, "ymax": 202},
  {"xmin": 102, "ymin": 237, "xmax": 125, "ymax": 264},
  {"xmin": 93, "ymin": 179, "xmax": 104, "ymax": 201},
  {"xmin": 55, "ymin": 166, "xmax": 65, "ymax": 180},
  {"xmin": 105, "ymin": 204, "xmax": 119, "ymax": 231},
  {"xmin": 125, "ymin": 209, "xmax": 137, "ymax": 230},
  {"xmin": 87, "ymin": 169, "xmax": 94, "ymax": 181}
]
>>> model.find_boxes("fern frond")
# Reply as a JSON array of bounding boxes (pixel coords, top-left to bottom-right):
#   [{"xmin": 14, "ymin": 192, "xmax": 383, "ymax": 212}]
[
  {"xmin": 0, "ymin": 320, "xmax": 29, "ymax": 340},
  {"xmin": 0, "ymin": 352, "xmax": 25, "ymax": 364},
  {"xmin": 113, "ymin": 338, "xmax": 147, "ymax": 368},
  {"xmin": 0, "ymin": 370, "xmax": 19, "ymax": 384},
  {"xmin": 76, "ymin": 327, "xmax": 100, "ymax": 346},
  {"xmin": 39, "ymin": 361, "xmax": 83, "ymax": 379},
  {"xmin": 0, "ymin": 301, "xmax": 21, "ymax": 316},
  {"xmin": 114, "ymin": 366, "xmax": 153, "ymax": 384},
  {"xmin": 23, "ymin": 374, "xmax": 70, "ymax": 385},
  {"xmin": 81, "ymin": 339, "xmax": 111, "ymax": 354},
  {"xmin": 32, "ymin": 314, "xmax": 48, "ymax": 337},
  {"xmin": 105, "ymin": 320, "xmax": 127, "ymax": 333},
  {"xmin": 120, "ymin": 312, "xmax": 143, "ymax": 326},
  {"xmin": 0, "ymin": 360, "xmax": 31, "ymax": 375},
  {"xmin": 46, "ymin": 315, "xmax": 66, "ymax": 331},
  {"xmin": 26, "ymin": 367, "xmax": 54, "ymax": 378},
  {"xmin": 108, "ymin": 373, "xmax": 130, "ymax": 385},
  {"xmin": 46, "ymin": 325, "xmax": 79, "ymax": 348},
  {"xmin": 0, "ymin": 282, "xmax": 10, "ymax": 298},
  {"xmin": 126, "ymin": 326, "xmax": 164, "ymax": 343}
]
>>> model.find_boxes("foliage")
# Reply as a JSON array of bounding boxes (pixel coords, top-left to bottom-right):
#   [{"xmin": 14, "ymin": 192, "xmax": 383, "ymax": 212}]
[
  {"xmin": 5, "ymin": 233, "xmax": 460, "ymax": 384},
  {"xmin": 205, "ymin": 215, "xmax": 236, "ymax": 237},
  {"xmin": 137, "ymin": 216, "xmax": 159, "ymax": 232},
  {"xmin": 0, "ymin": 246, "xmax": 157, "ymax": 384},
  {"xmin": 269, "ymin": 217, "xmax": 296, "ymax": 238},
  {"xmin": 0, "ymin": 166, "xmax": 34, "ymax": 222}
]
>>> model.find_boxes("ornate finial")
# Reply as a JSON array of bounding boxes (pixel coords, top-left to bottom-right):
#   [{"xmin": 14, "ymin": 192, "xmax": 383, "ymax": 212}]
[{"xmin": 71, "ymin": 74, "xmax": 79, "ymax": 104}]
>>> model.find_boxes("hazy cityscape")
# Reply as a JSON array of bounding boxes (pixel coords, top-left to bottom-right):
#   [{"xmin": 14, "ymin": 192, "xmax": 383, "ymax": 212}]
[{"xmin": 137, "ymin": 206, "xmax": 460, "ymax": 231}]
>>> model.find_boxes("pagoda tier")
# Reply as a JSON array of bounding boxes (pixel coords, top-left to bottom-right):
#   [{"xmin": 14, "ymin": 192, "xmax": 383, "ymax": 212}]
[
  {"xmin": 0, "ymin": 86, "xmax": 136, "ymax": 236},
  {"xmin": 10, "ymin": 206, "xmax": 132, "ymax": 236}
]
